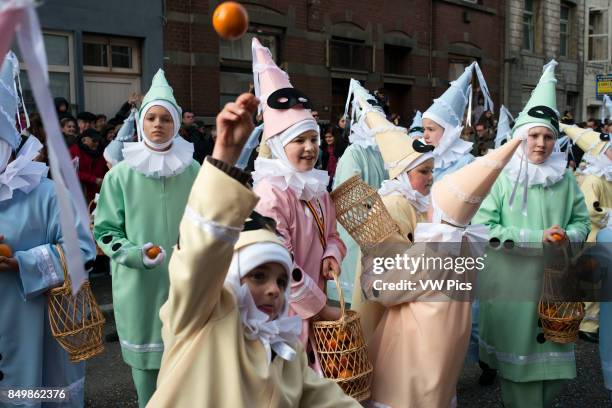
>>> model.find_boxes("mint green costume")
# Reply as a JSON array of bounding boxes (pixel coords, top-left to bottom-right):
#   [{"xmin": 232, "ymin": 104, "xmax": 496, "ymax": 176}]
[{"xmin": 473, "ymin": 170, "xmax": 589, "ymax": 405}]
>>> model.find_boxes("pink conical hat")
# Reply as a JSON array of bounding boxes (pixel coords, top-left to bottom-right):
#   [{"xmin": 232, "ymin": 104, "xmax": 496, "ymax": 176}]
[{"xmin": 252, "ymin": 37, "xmax": 315, "ymax": 142}]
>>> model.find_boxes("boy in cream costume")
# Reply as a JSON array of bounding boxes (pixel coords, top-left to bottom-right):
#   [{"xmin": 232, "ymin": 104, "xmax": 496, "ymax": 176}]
[{"xmin": 148, "ymin": 93, "xmax": 359, "ymax": 408}]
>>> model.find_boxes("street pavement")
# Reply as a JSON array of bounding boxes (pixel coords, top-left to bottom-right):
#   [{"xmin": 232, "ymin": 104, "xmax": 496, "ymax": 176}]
[{"xmin": 85, "ymin": 273, "xmax": 611, "ymax": 407}]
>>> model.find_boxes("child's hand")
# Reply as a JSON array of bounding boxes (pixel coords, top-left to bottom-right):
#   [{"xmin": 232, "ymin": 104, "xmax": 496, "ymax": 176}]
[
  {"xmin": 213, "ymin": 93, "xmax": 259, "ymax": 166},
  {"xmin": 543, "ymin": 225, "xmax": 566, "ymax": 244},
  {"xmin": 321, "ymin": 256, "xmax": 340, "ymax": 280},
  {"xmin": 317, "ymin": 305, "xmax": 342, "ymax": 321}
]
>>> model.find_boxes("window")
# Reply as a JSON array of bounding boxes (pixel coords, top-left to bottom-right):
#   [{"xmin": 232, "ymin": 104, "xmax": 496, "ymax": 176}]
[
  {"xmin": 384, "ymin": 45, "xmax": 410, "ymax": 75},
  {"xmin": 220, "ymin": 31, "xmax": 278, "ymax": 62},
  {"xmin": 448, "ymin": 59, "xmax": 469, "ymax": 80},
  {"xmin": 82, "ymin": 35, "xmax": 140, "ymax": 73},
  {"xmin": 219, "ymin": 27, "xmax": 281, "ymax": 107},
  {"xmin": 16, "ymin": 31, "xmax": 76, "ymax": 114},
  {"xmin": 328, "ymin": 38, "xmax": 373, "ymax": 72},
  {"xmin": 523, "ymin": 0, "xmax": 536, "ymax": 51},
  {"xmin": 588, "ymin": 9, "xmax": 609, "ymax": 61},
  {"xmin": 560, "ymin": 4, "xmax": 570, "ymax": 57}
]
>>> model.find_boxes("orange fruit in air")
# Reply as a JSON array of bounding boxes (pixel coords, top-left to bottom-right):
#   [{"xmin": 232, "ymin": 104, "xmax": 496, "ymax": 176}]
[
  {"xmin": 0, "ymin": 244, "xmax": 12, "ymax": 257},
  {"xmin": 146, "ymin": 246, "xmax": 161, "ymax": 259},
  {"xmin": 212, "ymin": 2, "xmax": 249, "ymax": 40}
]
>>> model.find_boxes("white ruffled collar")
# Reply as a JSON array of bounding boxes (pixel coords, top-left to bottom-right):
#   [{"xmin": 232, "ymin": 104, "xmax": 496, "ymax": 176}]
[
  {"xmin": 378, "ymin": 173, "xmax": 430, "ymax": 213},
  {"xmin": 348, "ymin": 117, "xmax": 378, "ymax": 148},
  {"xmin": 504, "ymin": 150, "xmax": 567, "ymax": 187},
  {"xmin": 252, "ymin": 158, "xmax": 329, "ymax": 201},
  {"xmin": 122, "ymin": 136, "xmax": 194, "ymax": 178},
  {"xmin": 581, "ymin": 153, "xmax": 612, "ymax": 182},
  {"xmin": 0, "ymin": 136, "xmax": 48, "ymax": 202},
  {"xmin": 228, "ymin": 282, "xmax": 302, "ymax": 364},
  {"xmin": 432, "ymin": 125, "xmax": 473, "ymax": 169}
]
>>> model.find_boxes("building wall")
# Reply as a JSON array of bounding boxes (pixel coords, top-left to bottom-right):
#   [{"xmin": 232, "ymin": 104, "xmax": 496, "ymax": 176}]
[
  {"xmin": 164, "ymin": 0, "xmax": 506, "ymax": 125},
  {"xmin": 505, "ymin": 0, "xmax": 584, "ymax": 120},
  {"xmin": 582, "ymin": 0, "xmax": 612, "ymax": 121},
  {"xmin": 37, "ymin": 0, "xmax": 164, "ymax": 113}
]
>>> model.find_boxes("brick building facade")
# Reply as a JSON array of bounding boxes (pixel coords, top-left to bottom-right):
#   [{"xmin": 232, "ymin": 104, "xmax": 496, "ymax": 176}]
[
  {"xmin": 163, "ymin": 0, "xmax": 506, "ymax": 125},
  {"xmin": 504, "ymin": 0, "xmax": 584, "ymax": 121}
]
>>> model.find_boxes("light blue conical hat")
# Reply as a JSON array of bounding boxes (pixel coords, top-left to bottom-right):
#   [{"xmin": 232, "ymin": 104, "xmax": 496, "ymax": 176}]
[
  {"xmin": 0, "ymin": 51, "xmax": 20, "ymax": 149},
  {"xmin": 602, "ymin": 94, "xmax": 612, "ymax": 123},
  {"xmin": 512, "ymin": 60, "xmax": 559, "ymax": 136},
  {"xmin": 408, "ymin": 110, "xmax": 423, "ymax": 137},
  {"xmin": 423, "ymin": 61, "xmax": 493, "ymax": 129},
  {"xmin": 494, "ymin": 105, "xmax": 514, "ymax": 148},
  {"xmin": 140, "ymin": 69, "xmax": 181, "ymax": 117}
]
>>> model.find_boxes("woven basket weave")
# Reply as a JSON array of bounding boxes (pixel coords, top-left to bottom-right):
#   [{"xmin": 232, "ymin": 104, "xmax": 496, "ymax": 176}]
[
  {"xmin": 331, "ymin": 175, "xmax": 399, "ymax": 247},
  {"xmin": 311, "ymin": 274, "xmax": 373, "ymax": 401},
  {"xmin": 48, "ymin": 245, "xmax": 105, "ymax": 362},
  {"xmin": 538, "ymin": 245, "xmax": 584, "ymax": 344}
]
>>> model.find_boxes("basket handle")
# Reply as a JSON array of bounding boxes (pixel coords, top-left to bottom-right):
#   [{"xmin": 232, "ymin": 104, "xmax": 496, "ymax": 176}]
[
  {"xmin": 55, "ymin": 244, "xmax": 72, "ymax": 289},
  {"xmin": 330, "ymin": 271, "xmax": 348, "ymax": 327}
]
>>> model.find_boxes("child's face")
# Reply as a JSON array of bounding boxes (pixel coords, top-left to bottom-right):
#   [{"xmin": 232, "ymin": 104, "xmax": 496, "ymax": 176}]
[
  {"xmin": 423, "ymin": 118, "xmax": 444, "ymax": 147},
  {"xmin": 144, "ymin": 105, "xmax": 175, "ymax": 145},
  {"xmin": 241, "ymin": 262, "xmax": 288, "ymax": 321},
  {"xmin": 526, "ymin": 126, "xmax": 555, "ymax": 164},
  {"xmin": 407, "ymin": 158, "xmax": 434, "ymax": 196},
  {"xmin": 284, "ymin": 130, "xmax": 319, "ymax": 171}
]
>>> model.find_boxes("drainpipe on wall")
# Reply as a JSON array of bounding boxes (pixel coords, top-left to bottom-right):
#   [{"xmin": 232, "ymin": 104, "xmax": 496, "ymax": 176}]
[
  {"xmin": 189, "ymin": 0, "xmax": 194, "ymax": 110},
  {"xmin": 428, "ymin": 0, "xmax": 434, "ymax": 100},
  {"xmin": 503, "ymin": 0, "xmax": 510, "ymax": 107}
]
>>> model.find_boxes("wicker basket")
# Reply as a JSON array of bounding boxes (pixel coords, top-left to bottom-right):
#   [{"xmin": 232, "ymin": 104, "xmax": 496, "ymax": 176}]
[
  {"xmin": 538, "ymin": 245, "xmax": 584, "ymax": 344},
  {"xmin": 48, "ymin": 244, "xmax": 105, "ymax": 362},
  {"xmin": 331, "ymin": 175, "xmax": 399, "ymax": 247},
  {"xmin": 311, "ymin": 274, "xmax": 373, "ymax": 401}
]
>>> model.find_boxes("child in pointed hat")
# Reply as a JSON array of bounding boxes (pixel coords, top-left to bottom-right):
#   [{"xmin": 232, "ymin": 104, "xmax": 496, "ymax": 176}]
[
  {"xmin": 93, "ymin": 69, "xmax": 200, "ymax": 407},
  {"xmin": 250, "ymin": 38, "xmax": 346, "ymax": 374},
  {"xmin": 560, "ymin": 122, "xmax": 611, "ymax": 350},
  {"xmin": 148, "ymin": 92, "xmax": 359, "ymax": 408},
  {"xmin": 472, "ymin": 60, "xmax": 591, "ymax": 408},
  {"xmin": 422, "ymin": 61, "xmax": 494, "ymax": 181},
  {"xmin": 328, "ymin": 78, "xmax": 388, "ymax": 304},
  {"xmin": 0, "ymin": 51, "xmax": 97, "ymax": 407},
  {"xmin": 344, "ymin": 96, "xmax": 524, "ymax": 406}
]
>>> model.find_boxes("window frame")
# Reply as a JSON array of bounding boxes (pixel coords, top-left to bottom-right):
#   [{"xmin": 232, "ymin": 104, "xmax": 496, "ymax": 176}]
[
  {"xmin": 523, "ymin": 0, "xmax": 536, "ymax": 52},
  {"xmin": 82, "ymin": 34, "xmax": 141, "ymax": 75},
  {"xmin": 18, "ymin": 30, "xmax": 76, "ymax": 112},
  {"xmin": 559, "ymin": 3, "xmax": 570, "ymax": 57},
  {"xmin": 587, "ymin": 8, "xmax": 610, "ymax": 62}
]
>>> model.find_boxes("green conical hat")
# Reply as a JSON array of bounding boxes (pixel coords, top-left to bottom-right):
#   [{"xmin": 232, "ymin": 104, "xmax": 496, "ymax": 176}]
[
  {"xmin": 512, "ymin": 60, "xmax": 559, "ymax": 136},
  {"xmin": 140, "ymin": 69, "xmax": 181, "ymax": 116}
]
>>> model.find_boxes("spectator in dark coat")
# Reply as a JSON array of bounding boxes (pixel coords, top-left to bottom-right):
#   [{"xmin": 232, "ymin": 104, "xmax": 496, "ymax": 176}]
[{"xmin": 69, "ymin": 129, "xmax": 108, "ymax": 203}]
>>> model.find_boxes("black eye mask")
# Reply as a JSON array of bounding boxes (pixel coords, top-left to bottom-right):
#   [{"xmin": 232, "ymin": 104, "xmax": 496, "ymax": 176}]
[
  {"xmin": 409, "ymin": 126, "xmax": 425, "ymax": 134},
  {"xmin": 600, "ymin": 133, "xmax": 610, "ymax": 142},
  {"xmin": 413, "ymin": 139, "xmax": 435, "ymax": 153},
  {"xmin": 527, "ymin": 106, "xmax": 559, "ymax": 133},
  {"xmin": 243, "ymin": 211, "xmax": 279, "ymax": 234},
  {"xmin": 267, "ymin": 87, "xmax": 312, "ymax": 110}
]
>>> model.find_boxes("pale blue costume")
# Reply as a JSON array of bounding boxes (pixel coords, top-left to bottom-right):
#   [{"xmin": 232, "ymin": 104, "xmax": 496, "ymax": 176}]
[
  {"xmin": 0, "ymin": 52, "xmax": 96, "ymax": 408},
  {"xmin": 597, "ymin": 227, "xmax": 612, "ymax": 395},
  {"xmin": 423, "ymin": 61, "xmax": 494, "ymax": 363}
]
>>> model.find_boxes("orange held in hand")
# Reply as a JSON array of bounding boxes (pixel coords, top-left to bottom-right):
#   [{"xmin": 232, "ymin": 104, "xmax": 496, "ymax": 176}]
[
  {"xmin": 551, "ymin": 232, "xmax": 564, "ymax": 242},
  {"xmin": 0, "ymin": 244, "xmax": 12, "ymax": 257},
  {"xmin": 146, "ymin": 246, "xmax": 161, "ymax": 259},
  {"xmin": 212, "ymin": 1, "xmax": 249, "ymax": 40}
]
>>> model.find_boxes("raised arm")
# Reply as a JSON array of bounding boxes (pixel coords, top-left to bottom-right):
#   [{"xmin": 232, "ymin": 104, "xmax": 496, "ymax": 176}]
[{"xmin": 160, "ymin": 93, "xmax": 260, "ymax": 337}]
